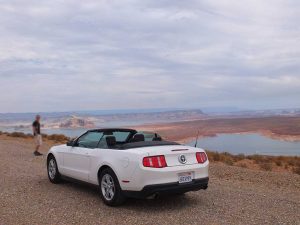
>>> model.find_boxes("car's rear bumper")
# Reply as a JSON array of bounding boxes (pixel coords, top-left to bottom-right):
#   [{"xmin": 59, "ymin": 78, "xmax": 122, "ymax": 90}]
[{"xmin": 123, "ymin": 177, "xmax": 209, "ymax": 199}]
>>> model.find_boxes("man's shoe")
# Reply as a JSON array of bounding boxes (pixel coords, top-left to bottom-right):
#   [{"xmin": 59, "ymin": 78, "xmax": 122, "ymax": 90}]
[{"xmin": 34, "ymin": 151, "xmax": 43, "ymax": 156}]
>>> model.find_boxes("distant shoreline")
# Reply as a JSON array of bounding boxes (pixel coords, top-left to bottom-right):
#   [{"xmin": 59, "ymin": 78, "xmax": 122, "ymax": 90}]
[
  {"xmin": 132, "ymin": 116, "xmax": 300, "ymax": 143},
  {"xmin": 2, "ymin": 115, "xmax": 300, "ymax": 143}
]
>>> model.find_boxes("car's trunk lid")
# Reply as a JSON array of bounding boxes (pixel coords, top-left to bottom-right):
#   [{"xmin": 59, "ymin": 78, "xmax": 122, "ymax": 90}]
[{"xmin": 144, "ymin": 145, "xmax": 203, "ymax": 167}]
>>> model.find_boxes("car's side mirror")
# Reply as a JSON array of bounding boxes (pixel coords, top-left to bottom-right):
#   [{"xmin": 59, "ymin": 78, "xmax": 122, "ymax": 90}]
[{"xmin": 66, "ymin": 140, "xmax": 75, "ymax": 146}]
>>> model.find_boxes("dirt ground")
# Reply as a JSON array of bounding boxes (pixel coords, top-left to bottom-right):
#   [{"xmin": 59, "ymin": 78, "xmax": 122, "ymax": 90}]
[{"xmin": 0, "ymin": 136, "xmax": 300, "ymax": 225}]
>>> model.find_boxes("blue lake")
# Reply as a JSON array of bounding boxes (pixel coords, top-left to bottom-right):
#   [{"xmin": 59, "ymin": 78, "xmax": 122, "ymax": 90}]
[{"xmin": 190, "ymin": 133, "xmax": 300, "ymax": 156}]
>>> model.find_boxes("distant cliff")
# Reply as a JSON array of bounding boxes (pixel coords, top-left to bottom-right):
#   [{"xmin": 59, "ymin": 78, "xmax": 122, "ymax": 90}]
[
  {"xmin": 96, "ymin": 109, "xmax": 206, "ymax": 122},
  {"xmin": 59, "ymin": 116, "xmax": 95, "ymax": 129}
]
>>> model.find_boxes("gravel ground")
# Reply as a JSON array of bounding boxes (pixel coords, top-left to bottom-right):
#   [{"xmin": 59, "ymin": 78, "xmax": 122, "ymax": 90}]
[{"xmin": 0, "ymin": 136, "xmax": 300, "ymax": 225}]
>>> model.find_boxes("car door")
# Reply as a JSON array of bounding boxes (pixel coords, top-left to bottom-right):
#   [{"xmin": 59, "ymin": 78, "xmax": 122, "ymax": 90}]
[{"xmin": 63, "ymin": 131, "xmax": 103, "ymax": 182}]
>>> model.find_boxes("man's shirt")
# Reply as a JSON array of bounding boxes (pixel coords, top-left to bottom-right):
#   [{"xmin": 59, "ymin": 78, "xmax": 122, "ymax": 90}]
[{"xmin": 32, "ymin": 120, "xmax": 41, "ymax": 135}]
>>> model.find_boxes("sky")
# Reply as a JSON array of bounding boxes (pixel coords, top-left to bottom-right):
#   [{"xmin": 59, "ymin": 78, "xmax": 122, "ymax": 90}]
[{"xmin": 0, "ymin": 0, "xmax": 299, "ymax": 113}]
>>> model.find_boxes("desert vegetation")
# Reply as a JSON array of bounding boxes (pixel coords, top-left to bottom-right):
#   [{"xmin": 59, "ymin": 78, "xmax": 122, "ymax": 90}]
[
  {"xmin": 206, "ymin": 150, "xmax": 300, "ymax": 175},
  {"xmin": 2, "ymin": 131, "xmax": 69, "ymax": 143}
]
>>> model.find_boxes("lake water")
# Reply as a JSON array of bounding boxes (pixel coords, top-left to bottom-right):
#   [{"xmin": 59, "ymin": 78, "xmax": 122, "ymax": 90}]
[{"xmin": 190, "ymin": 133, "xmax": 300, "ymax": 156}]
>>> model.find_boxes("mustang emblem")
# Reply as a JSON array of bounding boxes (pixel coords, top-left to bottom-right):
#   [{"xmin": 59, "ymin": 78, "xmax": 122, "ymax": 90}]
[{"xmin": 178, "ymin": 154, "xmax": 187, "ymax": 164}]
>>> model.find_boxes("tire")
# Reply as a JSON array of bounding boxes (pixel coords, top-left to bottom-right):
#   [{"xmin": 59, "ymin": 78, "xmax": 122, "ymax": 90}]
[
  {"xmin": 47, "ymin": 155, "xmax": 61, "ymax": 183},
  {"xmin": 99, "ymin": 168, "xmax": 126, "ymax": 206}
]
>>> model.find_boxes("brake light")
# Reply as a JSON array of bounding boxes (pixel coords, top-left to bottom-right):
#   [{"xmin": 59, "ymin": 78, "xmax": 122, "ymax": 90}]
[
  {"xmin": 143, "ymin": 155, "xmax": 167, "ymax": 168},
  {"xmin": 196, "ymin": 152, "xmax": 207, "ymax": 163}
]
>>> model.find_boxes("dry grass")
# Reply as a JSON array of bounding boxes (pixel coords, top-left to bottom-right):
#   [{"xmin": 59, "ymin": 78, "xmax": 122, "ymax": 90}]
[
  {"xmin": 7, "ymin": 132, "xmax": 31, "ymax": 138},
  {"xmin": 42, "ymin": 134, "xmax": 69, "ymax": 143},
  {"xmin": 206, "ymin": 150, "xmax": 300, "ymax": 175},
  {"xmin": 2, "ymin": 131, "xmax": 70, "ymax": 143},
  {"xmin": 293, "ymin": 166, "xmax": 300, "ymax": 175}
]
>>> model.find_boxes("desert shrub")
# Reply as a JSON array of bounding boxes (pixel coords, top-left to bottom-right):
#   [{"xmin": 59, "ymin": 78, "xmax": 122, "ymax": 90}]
[
  {"xmin": 7, "ymin": 132, "xmax": 31, "ymax": 138},
  {"xmin": 247, "ymin": 154, "xmax": 261, "ymax": 162},
  {"xmin": 287, "ymin": 159, "xmax": 297, "ymax": 166},
  {"xmin": 238, "ymin": 163, "xmax": 248, "ymax": 168},
  {"xmin": 275, "ymin": 160, "xmax": 282, "ymax": 167},
  {"xmin": 46, "ymin": 134, "xmax": 69, "ymax": 143},
  {"xmin": 260, "ymin": 163, "xmax": 273, "ymax": 171},
  {"xmin": 213, "ymin": 153, "xmax": 221, "ymax": 161},
  {"xmin": 235, "ymin": 154, "xmax": 246, "ymax": 161},
  {"xmin": 285, "ymin": 164, "xmax": 289, "ymax": 169},
  {"xmin": 224, "ymin": 158, "xmax": 234, "ymax": 166},
  {"xmin": 206, "ymin": 151, "xmax": 220, "ymax": 161},
  {"xmin": 293, "ymin": 166, "xmax": 300, "ymax": 175}
]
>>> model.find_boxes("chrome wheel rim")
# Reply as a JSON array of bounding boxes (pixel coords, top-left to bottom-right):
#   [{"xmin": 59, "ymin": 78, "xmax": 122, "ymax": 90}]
[
  {"xmin": 48, "ymin": 159, "xmax": 56, "ymax": 179},
  {"xmin": 101, "ymin": 174, "xmax": 115, "ymax": 201}
]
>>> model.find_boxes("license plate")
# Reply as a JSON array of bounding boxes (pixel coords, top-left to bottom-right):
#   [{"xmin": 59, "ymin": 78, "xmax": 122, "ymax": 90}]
[{"xmin": 178, "ymin": 172, "xmax": 193, "ymax": 184}]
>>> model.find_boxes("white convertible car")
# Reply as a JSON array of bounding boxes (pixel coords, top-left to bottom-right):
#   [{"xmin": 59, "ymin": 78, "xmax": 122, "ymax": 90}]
[{"xmin": 47, "ymin": 128, "xmax": 209, "ymax": 206}]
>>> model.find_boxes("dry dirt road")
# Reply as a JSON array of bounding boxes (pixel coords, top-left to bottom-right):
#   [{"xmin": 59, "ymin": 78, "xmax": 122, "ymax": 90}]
[{"xmin": 0, "ymin": 135, "xmax": 300, "ymax": 225}]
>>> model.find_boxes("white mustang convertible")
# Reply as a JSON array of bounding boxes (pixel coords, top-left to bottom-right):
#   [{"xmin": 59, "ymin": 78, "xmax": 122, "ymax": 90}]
[{"xmin": 47, "ymin": 128, "xmax": 209, "ymax": 206}]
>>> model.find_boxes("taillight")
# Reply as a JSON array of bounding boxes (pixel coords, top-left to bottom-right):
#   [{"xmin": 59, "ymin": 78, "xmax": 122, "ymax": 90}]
[
  {"xmin": 196, "ymin": 152, "xmax": 207, "ymax": 163},
  {"xmin": 143, "ymin": 155, "xmax": 167, "ymax": 168}
]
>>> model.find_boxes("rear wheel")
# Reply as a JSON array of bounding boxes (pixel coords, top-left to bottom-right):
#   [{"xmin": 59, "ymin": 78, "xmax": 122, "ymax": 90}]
[
  {"xmin": 99, "ymin": 168, "xmax": 126, "ymax": 206},
  {"xmin": 47, "ymin": 155, "xmax": 61, "ymax": 183}
]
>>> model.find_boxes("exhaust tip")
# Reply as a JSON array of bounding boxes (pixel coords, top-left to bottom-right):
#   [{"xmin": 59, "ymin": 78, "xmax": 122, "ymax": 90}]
[{"xmin": 146, "ymin": 193, "xmax": 159, "ymax": 199}]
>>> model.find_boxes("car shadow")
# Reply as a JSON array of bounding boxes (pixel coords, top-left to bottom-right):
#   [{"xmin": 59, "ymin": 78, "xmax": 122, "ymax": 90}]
[
  {"xmin": 122, "ymin": 194, "xmax": 200, "ymax": 211},
  {"xmin": 53, "ymin": 179, "xmax": 201, "ymax": 211}
]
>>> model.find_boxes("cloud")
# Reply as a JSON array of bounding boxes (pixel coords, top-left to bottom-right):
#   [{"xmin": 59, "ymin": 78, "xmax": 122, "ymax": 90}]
[{"xmin": 0, "ymin": 0, "xmax": 299, "ymax": 112}]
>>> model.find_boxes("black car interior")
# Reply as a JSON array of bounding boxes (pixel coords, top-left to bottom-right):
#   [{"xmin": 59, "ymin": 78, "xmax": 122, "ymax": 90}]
[
  {"xmin": 71, "ymin": 129, "xmax": 169, "ymax": 149},
  {"xmin": 106, "ymin": 136, "xmax": 117, "ymax": 148},
  {"xmin": 130, "ymin": 134, "xmax": 145, "ymax": 142}
]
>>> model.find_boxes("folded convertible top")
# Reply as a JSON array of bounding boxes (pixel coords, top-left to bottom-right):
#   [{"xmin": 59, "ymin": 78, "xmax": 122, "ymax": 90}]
[{"xmin": 120, "ymin": 141, "xmax": 180, "ymax": 150}]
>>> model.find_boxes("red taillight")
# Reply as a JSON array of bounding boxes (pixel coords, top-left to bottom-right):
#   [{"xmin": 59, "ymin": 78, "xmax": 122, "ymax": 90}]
[
  {"xmin": 196, "ymin": 152, "xmax": 207, "ymax": 163},
  {"xmin": 143, "ymin": 155, "xmax": 167, "ymax": 168}
]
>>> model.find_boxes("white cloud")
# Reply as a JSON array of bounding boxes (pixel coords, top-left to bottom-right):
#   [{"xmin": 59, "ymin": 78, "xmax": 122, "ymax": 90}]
[{"xmin": 0, "ymin": 0, "xmax": 299, "ymax": 112}]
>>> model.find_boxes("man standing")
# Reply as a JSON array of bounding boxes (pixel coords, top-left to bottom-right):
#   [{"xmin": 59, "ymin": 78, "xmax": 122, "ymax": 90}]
[{"xmin": 32, "ymin": 115, "xmax": 43, "ymax": 156}]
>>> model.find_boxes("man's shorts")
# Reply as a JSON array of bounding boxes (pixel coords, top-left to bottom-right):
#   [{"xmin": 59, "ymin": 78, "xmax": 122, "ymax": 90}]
[{"xmin": 34, "ymin": 134, "xmax": 43, "ymax": 146}]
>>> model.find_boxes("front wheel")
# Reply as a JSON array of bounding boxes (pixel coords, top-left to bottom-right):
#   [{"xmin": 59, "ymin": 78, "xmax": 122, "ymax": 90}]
[
  {"xmin": 99, "ymin": 168, "xmax": 126, "ymax": 206},
  {"xmin": 47, "ymin": 155, "xmax": 61, "ymax": 183}
]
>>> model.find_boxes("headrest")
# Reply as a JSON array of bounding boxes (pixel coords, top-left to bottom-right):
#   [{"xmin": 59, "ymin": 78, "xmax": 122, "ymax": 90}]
[
  {"xmin": 152, "ymin": 136, "xmax": 162, "ymax": 141},
  {"xmin": 131, "ymin": 134, "xmax": 145, "ymax": 142},
  {"xmin": 106, "ymin": 136, "xmax": 116, "ymax": 147}
]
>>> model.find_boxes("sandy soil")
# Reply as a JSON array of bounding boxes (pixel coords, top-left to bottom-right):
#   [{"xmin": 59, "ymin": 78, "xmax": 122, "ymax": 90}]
[{"xmin": 0, "ymin": 136, "xmax": 300, "ymax": 225}]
